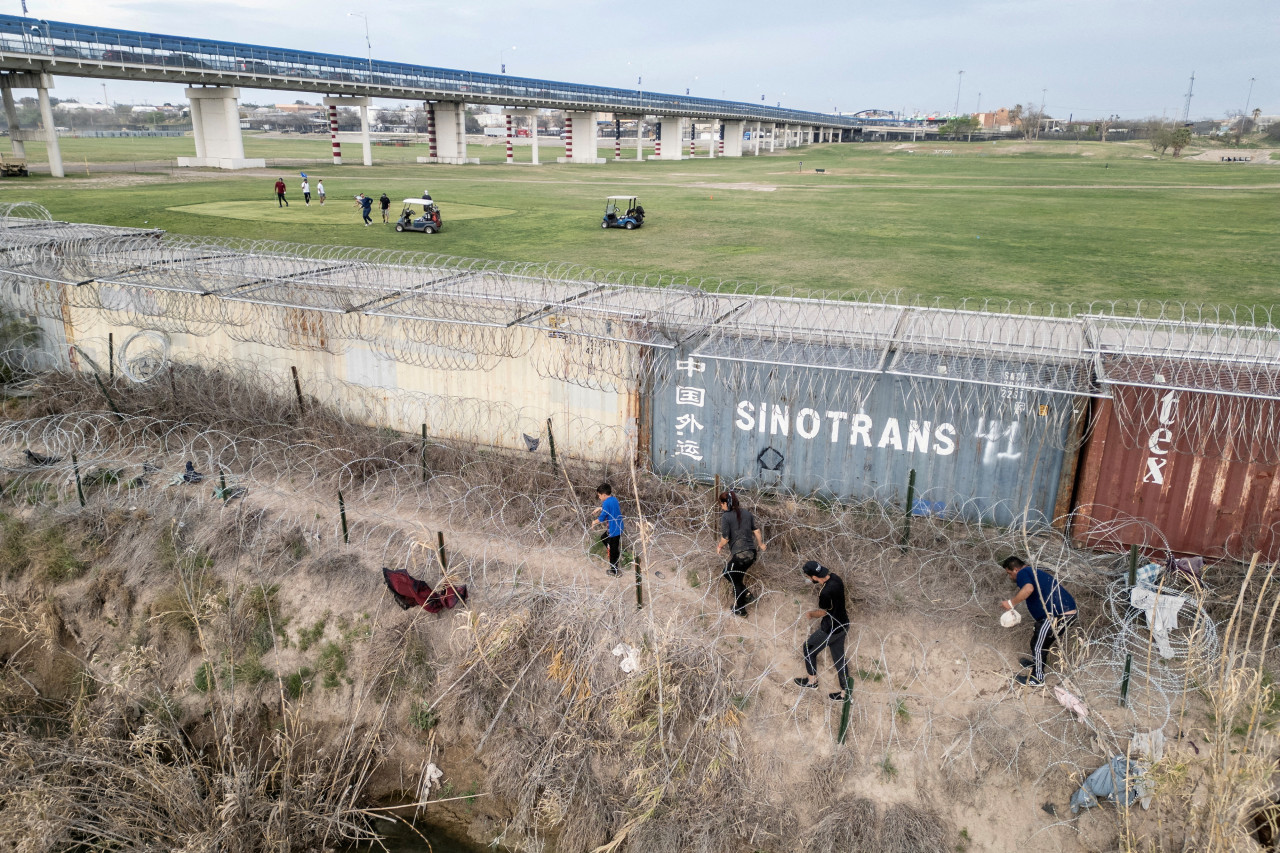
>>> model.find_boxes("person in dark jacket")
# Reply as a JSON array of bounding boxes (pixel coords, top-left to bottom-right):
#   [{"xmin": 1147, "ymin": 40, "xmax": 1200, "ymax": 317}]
[
  {"xmin": 379, "ymin": 192, "xmax": 392, "ymax": 223},
  {"xmin": 794, "ymin": 560, "xmax": 850, "ymax": 700},
  {"xmin": 356, "ymin": 193, "xmax": 373, "ymax": 225},
  {"xmin": 716, "ymin": 490, "xmax": 765, "ymax": 616},
  {"xmin": 999, "ymin": 555, "xmax": 1079, "ymax": 687}
]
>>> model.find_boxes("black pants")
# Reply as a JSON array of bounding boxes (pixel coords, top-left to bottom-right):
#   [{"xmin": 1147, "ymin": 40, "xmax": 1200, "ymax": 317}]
[
  {"xmin": 1030, "ymin": 612, "xmax": 1078, "ymax": 680},
  {"xmin": 600, "ymin": 533, "xmax": 620, "ymax": 572},
  {"xmin": 277, "ymin": 192, "xmax": 288, "ymax": 207},
  {"xmin": 723, "ymin": 551, "xmax": 756, "ymax": 614},
  {"xmin": 304, "ymin": 192, "xmax": 311, "ymax": 204},
  {"xmin": 804, "ymin": 625, "xmax": 848, "ymax": 687}
]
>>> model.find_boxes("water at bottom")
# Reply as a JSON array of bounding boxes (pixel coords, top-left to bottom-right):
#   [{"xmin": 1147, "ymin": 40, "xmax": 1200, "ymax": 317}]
[{"xmin": 342, "ymin": 818, "xmax": 493, "ymax": 853}]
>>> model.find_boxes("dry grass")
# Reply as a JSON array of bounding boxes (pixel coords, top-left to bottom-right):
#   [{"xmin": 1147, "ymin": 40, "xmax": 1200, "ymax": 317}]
[{"xmin": 3, "ymin": 362, "xmax": 1280, "ymax": 852}]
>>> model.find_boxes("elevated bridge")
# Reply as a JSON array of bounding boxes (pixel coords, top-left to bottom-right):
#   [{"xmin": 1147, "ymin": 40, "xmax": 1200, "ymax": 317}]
[{"xmin": 0, "ymin": 14, "xmax": 919, "ymax": 174}]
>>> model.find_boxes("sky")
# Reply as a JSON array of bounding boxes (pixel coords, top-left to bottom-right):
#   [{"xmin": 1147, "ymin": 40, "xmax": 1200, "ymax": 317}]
[{"xmin": 20, "ymin": 0, "xmax": 1277, "ymax": 120}]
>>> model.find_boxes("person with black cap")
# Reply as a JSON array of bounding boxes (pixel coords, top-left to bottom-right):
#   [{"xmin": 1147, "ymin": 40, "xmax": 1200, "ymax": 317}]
[
  {"xmin": 795, "ymin": 560, "xmax": 851, "ymax": 700},
  {"xmin": 999, "ymin": 555, "xmax": 1078, "ymax": 687}
]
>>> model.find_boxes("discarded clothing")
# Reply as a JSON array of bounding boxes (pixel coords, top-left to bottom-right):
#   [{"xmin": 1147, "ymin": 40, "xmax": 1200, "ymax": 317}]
[
  {"xmin": 1167, "ymin": 554, "xmax": 1204, "ymax": 584},
  {"xmin": 612, "ymin": 643, "xmax": 641, "ymax": 674},
  {"xmin": 1070, "ymin": 756, "xmax": 1148, "ymax": 814},
  {"xmin": 1134, "ymin": 561, "xmax": 1163, "ymax": 590},
  {"xmin": 1054, "ymin": 686, "xmax": 1089, "ymax": 722},
  {"xmin": 182, "ymin": 461, "xmax": 204, "ymax": 484},
  {"xmin": 382, "ymin": 567, "xmax": 469, "ymax": 613},
  {"xmin": 24, "ymin": 449, "xmax": 61, "ymax": 467},
  {"xmin": 1130, "ymin": 587, "xmax": 1187, "ymax": 659},
  {"xmin": 1131, "ymin": 729, "xmax": 1165, "ymax": 763},
  {"xmin": 419, "ymin": 762, "xmax": 444, "ymax": 798}
]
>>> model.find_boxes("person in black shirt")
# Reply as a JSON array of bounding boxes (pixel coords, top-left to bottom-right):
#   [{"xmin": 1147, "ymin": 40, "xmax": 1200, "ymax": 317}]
[
  {"xmin": 794, "ymin": 560, "xmax": 850, "ymax": 701},
  {"xmin": 715, "ymin": 490, "xmax": 765, "ymax": 616}
]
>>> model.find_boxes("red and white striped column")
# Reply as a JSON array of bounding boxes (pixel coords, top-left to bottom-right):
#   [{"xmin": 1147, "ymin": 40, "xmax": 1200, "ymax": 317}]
[
  {"xmin": 329, "ymin": 104, "xmax": 341, "ymax": 165},
  {"xmin": 564, "ymin": 117, "xmax": 573, "ymax": 161},
  {"xmin": 614, "ymin": 118, "xmax": 622, "ymax": 160},
  {"xmin": 505, "ymin": 113, "xmax": 514, "ymax": 164},
  {"xmin": 426, "ymin": 103, "xmax": 437, "ymax": 160},
  {"xmin": 689, "ymin": 121, "xmax": 696, "ymax": 158},
  {"xmin": 654, "ymin": 124, "xmax": 661, "ymax": 158},
  {"xmin": 718, "ymin": 122, "xmax": 724, "ymax": 156}
]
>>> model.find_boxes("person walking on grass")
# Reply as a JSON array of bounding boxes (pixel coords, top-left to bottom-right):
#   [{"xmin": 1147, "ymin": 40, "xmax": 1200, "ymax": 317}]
[
  {"xmin": 590, "ymin": 483, "xmax": 624, "ymax": 576},
  {"xmin": 356, "ymin": 193, "xmax": 373, "ymax": 226},
  {"xmin": 317, "ymin": 179, "xmax": 326, "ymax": 205},
  {"xmin": 716, "ymin": 490, "xmax": 765, "ymax": 616},
  {"xmin": 380, "ymin": 192, "xmax": 392, "ymax": 224},
  {"xmin": 300, "ymin": 177, "xmax": 311, "ymax": 206},
  {"xmin": 274, "ymin": 178, "xmax": 289, "ymax": 207},
  {"xmin": 999, "ymin": 555, "xmax": 1078, "ymax": 687},
  {"xmin": 794, "ymin": 561, "xmax": 851, "ymax": 701}
]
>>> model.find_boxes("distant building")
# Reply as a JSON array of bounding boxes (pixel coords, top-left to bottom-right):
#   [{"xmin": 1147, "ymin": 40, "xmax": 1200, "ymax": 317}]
[{"xmin": 975, "ymin": 108, "xmax": 1016, "ymax": 133}]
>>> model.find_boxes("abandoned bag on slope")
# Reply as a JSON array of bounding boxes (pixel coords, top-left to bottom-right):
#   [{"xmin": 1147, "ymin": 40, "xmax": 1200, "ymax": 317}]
[{"xmin": 382, "ymin": 567, "xmax": 469, "ymax": 613}]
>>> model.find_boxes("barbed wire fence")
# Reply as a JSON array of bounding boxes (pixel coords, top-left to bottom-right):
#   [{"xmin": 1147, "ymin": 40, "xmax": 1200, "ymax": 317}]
[{"xmin": 0, "ymin": 205, "xmax": 1277, "ymax": 851}]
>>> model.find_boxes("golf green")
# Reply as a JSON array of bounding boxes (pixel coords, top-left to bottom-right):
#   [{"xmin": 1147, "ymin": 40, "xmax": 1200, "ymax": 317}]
[{"xmin": 168, "ymin": 200, "xmax": 515, "ymax": 224}]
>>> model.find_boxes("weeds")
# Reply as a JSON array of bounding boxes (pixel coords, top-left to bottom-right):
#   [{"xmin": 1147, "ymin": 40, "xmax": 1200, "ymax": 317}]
[{"xmin": 296, "ymin": 615, "xmax": 328, "ymax": 652}]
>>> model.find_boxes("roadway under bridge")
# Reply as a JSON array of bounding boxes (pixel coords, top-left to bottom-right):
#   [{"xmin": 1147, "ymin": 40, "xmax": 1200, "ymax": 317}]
[{"xmin": 0, "ymin": 14, "xmax": 930, "ymax": 174}]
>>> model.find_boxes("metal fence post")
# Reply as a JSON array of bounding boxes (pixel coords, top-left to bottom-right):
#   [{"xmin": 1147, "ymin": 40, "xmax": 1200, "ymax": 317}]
[{"xmin": 899, "ymin": 468, "xmax": 916, "ymax": 551}]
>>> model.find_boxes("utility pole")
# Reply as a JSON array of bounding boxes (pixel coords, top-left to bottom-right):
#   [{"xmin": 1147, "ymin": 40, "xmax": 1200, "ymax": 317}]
[
  {"xmin": 1244, "ymin": 77, "xmax": 1256, "ymax": 119},
  {"xmin": 953, "ymin": 70, "xmax": 964, "ymax": 117},
  {"xmin": 1181, "ymin": 72, "xmax": 1195, "ymax": 124}
]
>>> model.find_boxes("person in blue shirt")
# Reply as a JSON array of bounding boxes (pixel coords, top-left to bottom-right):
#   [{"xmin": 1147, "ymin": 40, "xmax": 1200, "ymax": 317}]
[
  {"xmin": 591, "ymin": 482, "xmax": 624, "ymax": 576},
  {"xmin": 999, "ymin": 556, "xmax": 1079, "ymax": 687}
]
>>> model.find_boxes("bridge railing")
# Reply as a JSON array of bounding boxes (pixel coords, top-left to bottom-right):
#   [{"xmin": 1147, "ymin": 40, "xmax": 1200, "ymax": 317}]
[{"xmin": 0, "ymin": 13, "xmax": 859, "ymax": 126}]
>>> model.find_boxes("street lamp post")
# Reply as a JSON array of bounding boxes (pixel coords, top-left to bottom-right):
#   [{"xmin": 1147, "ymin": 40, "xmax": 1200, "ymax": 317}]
[
  {"xmin": 347, "ymin": 12, "xmax": 372, "ymax": 76},
  {"xmin": 953, "ymin": 70, "xmax": 963, "ymax": 117},
  {"xmin": 1244, "ymin": 77, "xmax": 1256, "ymax": 119}
]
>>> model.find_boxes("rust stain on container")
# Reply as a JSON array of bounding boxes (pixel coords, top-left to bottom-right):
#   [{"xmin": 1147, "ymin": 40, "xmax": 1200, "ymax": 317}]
[{"xmin": 1074, "ymin": 388, "xmax": 1280, "ymax": 561}]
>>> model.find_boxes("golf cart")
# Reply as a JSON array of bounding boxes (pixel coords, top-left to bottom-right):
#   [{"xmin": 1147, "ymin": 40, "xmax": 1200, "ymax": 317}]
[
  {"xmin": 601, "ymin": 196, "xmax": 644, "ymax": 230},
  {"xmin": 395, "ymin": 198, "xmax": 442, "ymax": 234}
]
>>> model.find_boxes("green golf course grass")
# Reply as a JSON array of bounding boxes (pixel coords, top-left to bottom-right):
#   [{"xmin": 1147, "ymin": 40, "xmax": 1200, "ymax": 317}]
[
  {"xmin": 170, "ymin": 200, "xmax": 515, "ymax": 223},
  {"xmin": 5, "ymin": 134, "xmax": 1277, "ymax": 306}
]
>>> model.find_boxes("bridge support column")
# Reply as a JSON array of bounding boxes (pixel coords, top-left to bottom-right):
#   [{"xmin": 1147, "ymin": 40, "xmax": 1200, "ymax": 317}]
[
  {"xmin": 417, "ymin": 101, "xmax": 474, "ymax": 164},
  {"xmin": 1, "ymin": 85, "xmax": 26, "ymax": 160},
  {"xmin": 323, "ymin": 96, "xmax": 372, "ymax": 166},
  {"xmin": 708, "ymin": 120, "xmax": 717, "ymax": 158},
  {"xmin": 558, "ymin": 111, "xmax": 603, "ymax": 163},
  {"xmin": 506, "ymin": 109, "xmax": 539, "ymax": 164},
  {"xmin": 769, "ymin": 124, "xmax": 776, "ymax": 152},
  {"xmin": 752, "ymin": 122, "xmax": 761, "ymax": 155},
  {"xmin": 36, "ymin": 80, "xmax": 62, "ymax": 177},
  {"xmin": 721, "ymin": 121, "xmax": 744, "ymax": 157},
  {"xmin": 177, "ymin": 87, "xmax": 262, "ymax": 170},
  {"xmin": 650, "ymin": 117, "xmax": 683, "ymax": 160},
  {"xmin": 688, "ymin": 120, "xmax": 697, "ymax": 158}
]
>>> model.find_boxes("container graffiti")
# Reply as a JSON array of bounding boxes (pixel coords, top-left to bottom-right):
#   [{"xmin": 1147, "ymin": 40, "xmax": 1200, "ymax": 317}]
[{"xmin": 1073, "ymin": 387, "xmax": 1280, "ymax": 562}]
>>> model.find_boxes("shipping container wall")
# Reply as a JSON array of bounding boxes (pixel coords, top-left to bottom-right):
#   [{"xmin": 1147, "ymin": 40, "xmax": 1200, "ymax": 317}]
[
  {"xmin": 1073, "ymin": 390, "xmax": 1280, "ymax": 561},
  {"xmin": 650, "ymin": 350, "xmax": 1076, "ymax": 526},
  {"xmin": 61, "ymin": 291, "xmax": 638, "ymax": 463}
]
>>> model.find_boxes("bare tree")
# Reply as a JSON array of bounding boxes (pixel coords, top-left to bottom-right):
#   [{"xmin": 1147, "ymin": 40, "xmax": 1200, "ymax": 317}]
[{"xmin": 1015, "ymin": 101, "xmax": 1046, "ymax": 140}]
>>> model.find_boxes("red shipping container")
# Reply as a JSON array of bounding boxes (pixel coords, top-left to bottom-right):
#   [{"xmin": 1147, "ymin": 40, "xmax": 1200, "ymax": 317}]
[{"xmin": 1074, "ymin": 384, "xmax": 1280, "ymax": 562}]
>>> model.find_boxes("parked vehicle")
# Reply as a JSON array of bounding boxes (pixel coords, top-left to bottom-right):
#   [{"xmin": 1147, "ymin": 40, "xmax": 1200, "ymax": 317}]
[
  {"xmin": 601, "ymin": 196, "xmax": 644, "ymax": 230},
  {"xmin": 394, "ymin": 199, "xmax": 442, "ymax": 234}
]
